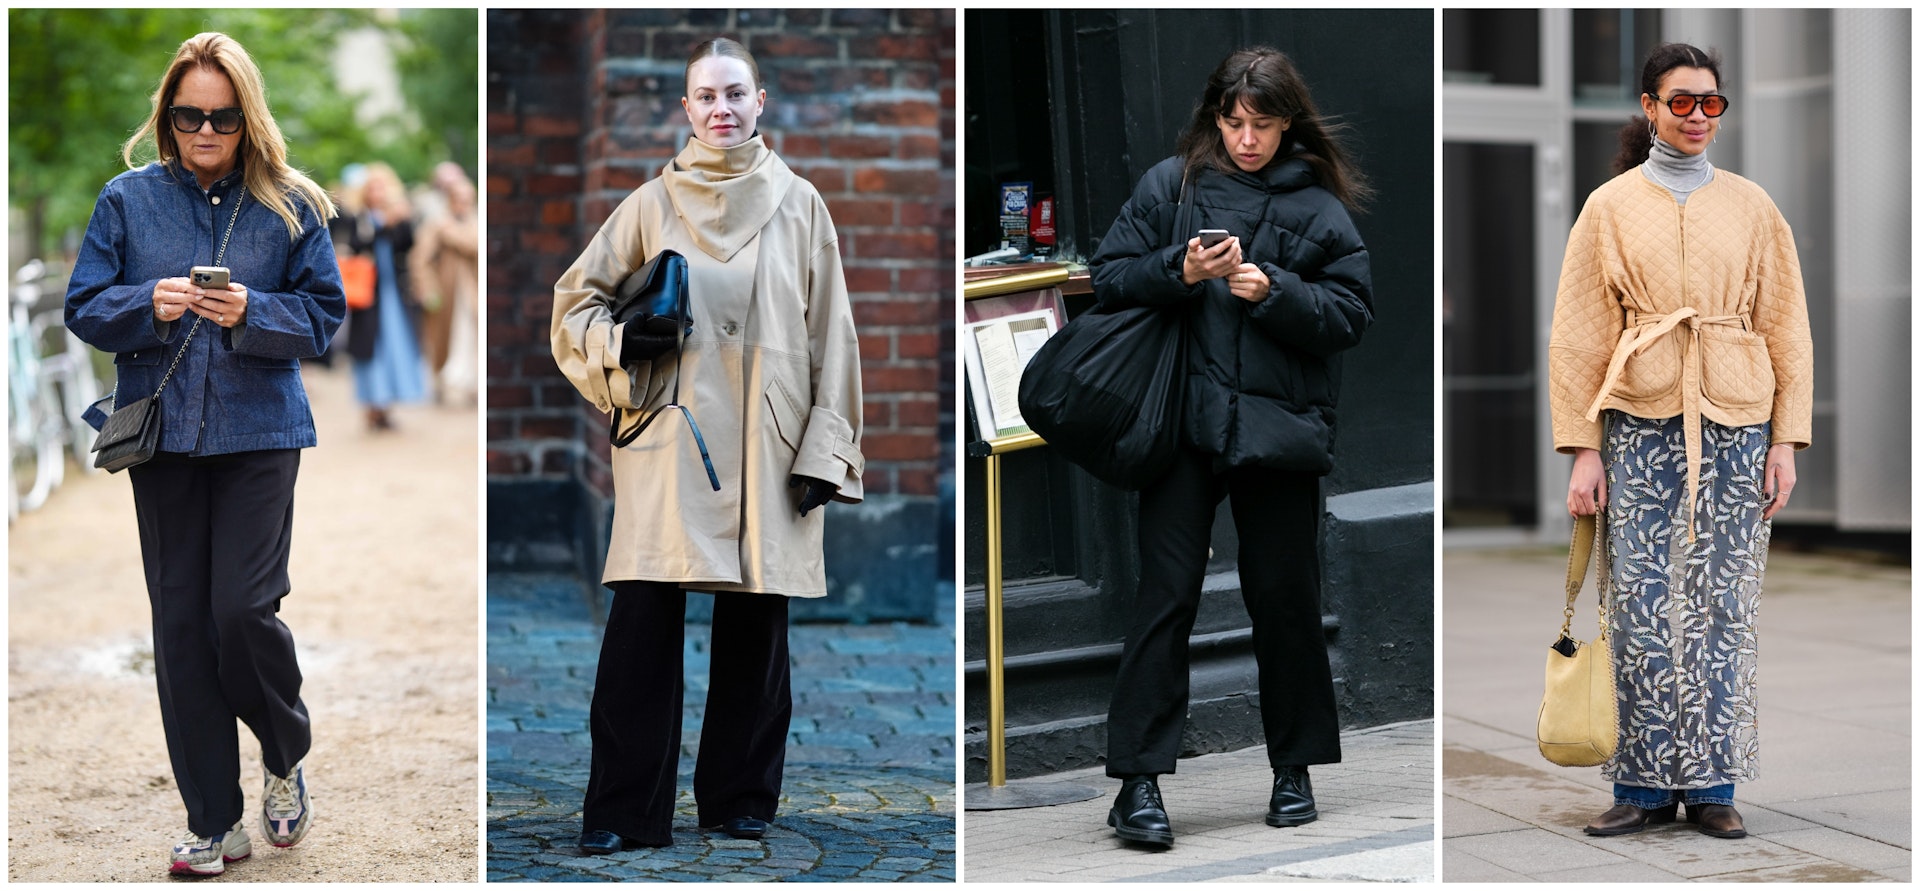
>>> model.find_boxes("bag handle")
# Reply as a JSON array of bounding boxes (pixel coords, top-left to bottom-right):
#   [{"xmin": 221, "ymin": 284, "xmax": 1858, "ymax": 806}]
[
  {"xmin": 1172, "ymin": 169, "xmax": 1196, "ymax": 256},
  {"xmin": 1559, "ymin": 511, "xmax": 1611, "ymax": 641},
  {"xmin": 607, "ymin": 252, "xmax": 720, "ymax": 491}
]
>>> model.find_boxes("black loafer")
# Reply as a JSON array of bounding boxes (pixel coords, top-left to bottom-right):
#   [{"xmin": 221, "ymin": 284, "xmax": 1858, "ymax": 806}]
[
  {"xmin": 1266, "ymin": 766, "xmax": 1319, "ymax": 827},
  {"xmin": 578, "ymin": 829, "xmax": 624, "ymax": 855},
  {"xmin": 719, "ymin": 816, "xmax": 769, "ymax": 840},
  {"xmin": 1107, "ymin": 775, "xmax": 1174, "ymax": 847}
]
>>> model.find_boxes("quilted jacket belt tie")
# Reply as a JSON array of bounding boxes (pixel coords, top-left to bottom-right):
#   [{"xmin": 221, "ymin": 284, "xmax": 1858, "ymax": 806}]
[{"xmin": 1584, "ymin": 308, "xmax": 1748, "ymax": 543}]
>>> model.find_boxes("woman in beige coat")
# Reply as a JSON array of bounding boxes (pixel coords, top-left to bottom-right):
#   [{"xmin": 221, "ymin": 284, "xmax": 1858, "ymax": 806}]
[{"xmin": 550, "ymin": 38, "xmax": 863, "ymax": 852}]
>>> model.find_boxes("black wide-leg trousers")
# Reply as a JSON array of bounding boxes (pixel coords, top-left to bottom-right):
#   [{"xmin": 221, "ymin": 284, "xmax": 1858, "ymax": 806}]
[
  {"xmin": 129, "ymin": 449, "xmax": 310, "ymax": 837},
  {"xmin": 583, "ymin": 581, "xmax": 792, "ymax": 844},
  {"xmin": 1106, "ymin": 448, "xmax": 1342, "ymax": 778}
]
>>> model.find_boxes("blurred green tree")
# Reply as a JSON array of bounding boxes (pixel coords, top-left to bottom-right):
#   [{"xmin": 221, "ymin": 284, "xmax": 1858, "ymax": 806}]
[{"xmin": 9, "ymin": 8, "xmax": 477, "ymax": 262}]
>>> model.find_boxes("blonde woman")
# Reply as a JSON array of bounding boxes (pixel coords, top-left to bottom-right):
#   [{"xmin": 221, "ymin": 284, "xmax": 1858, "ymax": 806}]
[
  {"xmin": 552, "ymin": 37, "xmax": 863, "ymax": 852},
  {"xmin": 334, "ymin": 162, "xmax": 426, "ymax": 430},
  {"xmin": 65, "ymin": 32, "xmax": 342, "ymax": 876}
]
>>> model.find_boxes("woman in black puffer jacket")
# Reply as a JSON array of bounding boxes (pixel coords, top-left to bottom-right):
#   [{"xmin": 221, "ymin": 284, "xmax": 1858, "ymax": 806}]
[{"xmin": 1088, "ymin": 46, "xmax": 1373, "ymax": 848}]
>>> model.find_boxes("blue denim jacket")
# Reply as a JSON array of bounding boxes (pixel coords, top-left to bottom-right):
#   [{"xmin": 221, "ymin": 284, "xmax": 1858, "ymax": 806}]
[{"xmin": 67, "ymin": 162, "xmax": 345, "ymax": 455}]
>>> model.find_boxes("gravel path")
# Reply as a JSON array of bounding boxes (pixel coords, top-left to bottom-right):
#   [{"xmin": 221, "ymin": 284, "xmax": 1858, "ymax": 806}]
[{"xmin": 8, "ymin": 366, "xmax": 480, "ymax": 882}]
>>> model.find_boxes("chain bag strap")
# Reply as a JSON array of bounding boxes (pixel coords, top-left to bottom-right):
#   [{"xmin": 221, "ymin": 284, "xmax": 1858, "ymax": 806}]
[{"xmin": 91, "ymin": 187, "xmax": 245, "ymax": 472}]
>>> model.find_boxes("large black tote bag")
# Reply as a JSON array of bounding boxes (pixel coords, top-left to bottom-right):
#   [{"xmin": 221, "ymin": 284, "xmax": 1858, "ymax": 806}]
[
  {"xmin": 1016, "ymin": 172, "xmax": 1195, "ymax": 490},
  {"xmin": 1016, "ymin": 303, "xmax": 1186, "ymax": 490}
]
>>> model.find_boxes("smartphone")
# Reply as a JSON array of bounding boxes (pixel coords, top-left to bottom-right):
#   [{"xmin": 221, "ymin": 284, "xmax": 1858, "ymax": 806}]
[
  {"xmin": 190, "ymin": 266, "xmax": 230, "ymax": 290},
  {"xmin": 1198, "ymin": 229, "xmax": 1230, "ymax": 249}
]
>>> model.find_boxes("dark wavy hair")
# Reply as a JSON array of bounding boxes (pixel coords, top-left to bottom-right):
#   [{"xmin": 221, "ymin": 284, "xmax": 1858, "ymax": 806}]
[
  {"xmin": 1612, "ymin": 42, "xmax": 1724, "ymax": 175},
  {"xmin": 1174, "ymin": 47, "xmax": 1372, "ymax": 210}
]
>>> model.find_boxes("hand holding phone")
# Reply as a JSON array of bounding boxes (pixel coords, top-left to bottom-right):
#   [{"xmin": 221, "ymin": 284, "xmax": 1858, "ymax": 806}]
[
  {"xmin": 1182, "ymin": 230, "xmax": 1242, "ymax": 285},
  {"xmin": 185, "ymin": 266, "xmax": 248, "ymax": 328}
]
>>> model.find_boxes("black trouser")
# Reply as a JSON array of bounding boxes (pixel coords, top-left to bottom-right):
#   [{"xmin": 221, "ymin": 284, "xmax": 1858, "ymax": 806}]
[
  {"xmin": 582, "ymin": 582, "xmax": 792, "ymax": 843},
  {"xmin": 1106, "ymin": 448, "xmax": 1341, "ymax": 778},
  {"xmin": 129, "ymin": 449, "xmax": 310, "ymax": 837}
]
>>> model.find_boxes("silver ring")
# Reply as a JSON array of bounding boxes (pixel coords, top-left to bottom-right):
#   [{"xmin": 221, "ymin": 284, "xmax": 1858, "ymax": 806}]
[{"xmin": 218, "ymin": 315, "xmax": 225, "ymax": 323}]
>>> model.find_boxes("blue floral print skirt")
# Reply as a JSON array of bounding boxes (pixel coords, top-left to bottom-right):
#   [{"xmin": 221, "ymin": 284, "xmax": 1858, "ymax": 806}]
[{"xmin": 1600, "ymin": 411, "xmax": 1771, "ymax": 789}]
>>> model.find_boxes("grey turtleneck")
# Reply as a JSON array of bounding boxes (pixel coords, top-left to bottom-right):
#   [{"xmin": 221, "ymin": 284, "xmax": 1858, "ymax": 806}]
[{"xmin": 1640, "ymin": 136, "xmax": 1714, "ymax": 204}]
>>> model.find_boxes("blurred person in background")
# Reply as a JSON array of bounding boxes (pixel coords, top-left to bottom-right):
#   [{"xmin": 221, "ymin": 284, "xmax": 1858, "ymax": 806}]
[
  {"xmin": 63, "ymin": 31, "xmax": 339, "ymax": 876},
  {"xmin": 1549, "ymin": 42, "xmax": 1812, "ymax": 842},
  {"xmin": 412, "ymin": 161, "xmax": 479, "ymax": 404},
  {"xmin": 550, "ymin": 36, "xmax": 863, "ymax": 853},
  {"xmin": 333, "ymin": 161, "xmax": 425, "ymax": 430}
]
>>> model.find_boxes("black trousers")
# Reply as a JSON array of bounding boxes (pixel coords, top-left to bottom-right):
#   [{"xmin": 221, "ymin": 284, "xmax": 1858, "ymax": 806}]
[
  {"xmin": 582, "ymin": 581, "xmax": 792, "ymax": 844},
  {"xmin": 129, "ymin": 449, "xmax": 310, "ymax": 837},
  {"xmin": 1106, "ymin": 448, "xmax": 1342, "ymax": 778}
]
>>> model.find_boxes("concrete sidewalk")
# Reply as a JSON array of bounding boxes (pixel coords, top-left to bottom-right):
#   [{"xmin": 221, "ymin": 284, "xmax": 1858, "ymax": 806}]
[
  {"xmin": 487, "ymin": 573, "xmax": 956, "ymax": 881},
  {"xmin": 961, "ymin": 720, "xmax": 1434, "ymax": 882},
  {"xmin": 1442, "ymin": 547, "xmax": 1911, "ymax": 882}
]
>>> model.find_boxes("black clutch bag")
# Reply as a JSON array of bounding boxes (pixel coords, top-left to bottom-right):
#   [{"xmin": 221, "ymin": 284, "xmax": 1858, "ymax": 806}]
[
  {"xmin": 606, "ymin": 248, "xmax": 718, "ymax": 491},
  {"xmin": 90, "ymin": 394, "xmax": 162, "ymax": 473},
  {"xmin": 611, "ymin": 248, "xmax": 688, "ymax": 327}
]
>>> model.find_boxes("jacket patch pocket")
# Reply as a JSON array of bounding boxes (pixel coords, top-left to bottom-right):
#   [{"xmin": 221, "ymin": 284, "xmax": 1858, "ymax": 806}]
[
  {"xmin": 1700, "ymin": 327, "xmax": 1775, "ymax": 411},
  {"xmin": 1231, "ymin": 393, "xmax": 1334, "ymax": 475},
  {"xmin": 1614, "ymin": 327, "xmax": 1682, "ymax": 400},
  {"xmin": 766, "ymin": 378, "xmax": 806, "ymax": 453}
]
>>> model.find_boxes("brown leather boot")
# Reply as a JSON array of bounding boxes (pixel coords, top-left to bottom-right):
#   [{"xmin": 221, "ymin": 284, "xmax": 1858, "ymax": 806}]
[
  {"xmin": 1583, "ymin": 801, "xmax": 1679, "ymax": 836},
  {"xmin": 1686, "ymin": 803, "xmax": 1748, "ymax": 838}
]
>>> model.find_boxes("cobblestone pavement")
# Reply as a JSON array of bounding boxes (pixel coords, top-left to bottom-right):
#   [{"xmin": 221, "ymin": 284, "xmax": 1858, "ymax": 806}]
[
  {"xmin": 962, "ymin": 721, "xmax": 1434, "ymax": 882},
  {"xmin": 487, "ymin": 573, "xmax": 956, "ymax": 881}
]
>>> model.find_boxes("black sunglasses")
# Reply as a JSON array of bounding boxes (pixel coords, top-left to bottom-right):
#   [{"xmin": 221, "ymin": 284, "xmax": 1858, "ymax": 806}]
[
  {"xmin": 169, "ymin": 105, "xmax": 245, "ymax": 135},
  {"xmin": 1649, "ymin": 92, "xmax": 1729, "ymax": 118}
]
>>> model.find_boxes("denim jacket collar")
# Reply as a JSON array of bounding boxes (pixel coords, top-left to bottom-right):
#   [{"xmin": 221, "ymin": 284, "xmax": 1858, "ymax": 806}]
[{"xmin": 164, "ymin": 158, "xmax": 246, "ymax": 198}]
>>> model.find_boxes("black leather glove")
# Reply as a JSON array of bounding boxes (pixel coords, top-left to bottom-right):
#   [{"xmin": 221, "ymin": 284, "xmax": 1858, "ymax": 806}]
[
  {"xmin": 789, "ymin": 475, "xmax": 835, "ymax": 517},
  {"xmin": 620, "ymin": 313, "xmax": 687, "ymax": 362}
]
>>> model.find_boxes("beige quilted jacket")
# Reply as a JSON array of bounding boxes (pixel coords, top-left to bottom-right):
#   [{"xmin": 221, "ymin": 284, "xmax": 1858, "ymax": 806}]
[{"xmin": 1550, "ymin": 166, "xmax": 1812, "ymax": 443}]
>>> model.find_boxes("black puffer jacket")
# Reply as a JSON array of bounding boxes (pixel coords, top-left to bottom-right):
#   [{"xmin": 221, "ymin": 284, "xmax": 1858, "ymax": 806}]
[{"xmin": 1089, "ymin": 152, "xmax": 1372, "ymax": 475}]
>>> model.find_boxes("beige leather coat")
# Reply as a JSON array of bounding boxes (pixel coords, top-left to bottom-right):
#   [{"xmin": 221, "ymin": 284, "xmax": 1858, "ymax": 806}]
[{"xmin": 552, "ymin": 136, "xmax": 863, "ymax": 597}]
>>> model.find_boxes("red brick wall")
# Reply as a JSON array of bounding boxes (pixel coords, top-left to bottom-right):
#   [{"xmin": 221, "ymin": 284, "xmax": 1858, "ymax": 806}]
[{"xmin": 487, "ymin": 8, "xmax": 955, "ymax": 502}]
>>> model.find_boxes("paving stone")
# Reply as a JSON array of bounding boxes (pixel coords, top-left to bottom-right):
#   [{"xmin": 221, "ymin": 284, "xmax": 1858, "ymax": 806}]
[{"xmin": 487, "ymin": 572, "xmax": 955, "ymax": 882}]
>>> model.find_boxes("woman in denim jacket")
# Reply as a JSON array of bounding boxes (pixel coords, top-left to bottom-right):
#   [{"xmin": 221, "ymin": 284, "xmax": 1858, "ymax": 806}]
[{"xmin": 64, "ymin": 32, "xmax": 344, "ymax": 877}]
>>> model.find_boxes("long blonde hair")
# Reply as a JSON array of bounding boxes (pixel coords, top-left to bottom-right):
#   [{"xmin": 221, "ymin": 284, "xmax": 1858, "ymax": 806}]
[{"xmin": 121, "ymin": 32, "xmax": 337, "ymax": 238}]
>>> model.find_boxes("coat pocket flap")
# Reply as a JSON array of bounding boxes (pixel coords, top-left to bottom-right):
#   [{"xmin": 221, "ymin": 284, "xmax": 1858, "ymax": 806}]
[{"xmin": 766, "ymin": 378, "xmax": 806, "ymax": 451}]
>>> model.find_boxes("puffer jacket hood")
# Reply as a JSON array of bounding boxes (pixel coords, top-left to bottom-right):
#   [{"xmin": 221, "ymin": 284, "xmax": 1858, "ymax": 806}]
[{"xmin": 1089, "ymin": 152, "xmax": 1373, "ymax": 474}]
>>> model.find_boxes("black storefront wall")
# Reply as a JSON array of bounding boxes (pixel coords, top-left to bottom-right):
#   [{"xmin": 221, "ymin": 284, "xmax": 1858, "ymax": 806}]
[{"xmin": 963, "ymin": 9, "xmax": 1435, "ymax": 782}]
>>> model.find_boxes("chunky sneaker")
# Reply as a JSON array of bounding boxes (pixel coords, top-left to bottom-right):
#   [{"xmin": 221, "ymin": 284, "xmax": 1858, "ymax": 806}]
[
  {"xmin": 261, "ymin": 761, "xmax": 313, "ymax": 847},
  {"xmin": 170, "ymin": 821, "xmax": 251, "ymax": 876}
]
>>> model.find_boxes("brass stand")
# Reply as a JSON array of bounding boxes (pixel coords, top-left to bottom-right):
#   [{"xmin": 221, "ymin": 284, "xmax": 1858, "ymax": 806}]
[{"xmin": 964, "ymin": 432, "xmax": 1100, "ymax": 811}]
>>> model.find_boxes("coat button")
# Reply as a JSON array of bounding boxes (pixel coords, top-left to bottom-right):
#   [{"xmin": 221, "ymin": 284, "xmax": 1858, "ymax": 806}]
[
  {"xmin": 211, "ymin": 195, "xmax": 221, "ymax": 205},
  {"xmin": 724, "ymin": 322, "xmax": 738, "ymax": 336}
]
